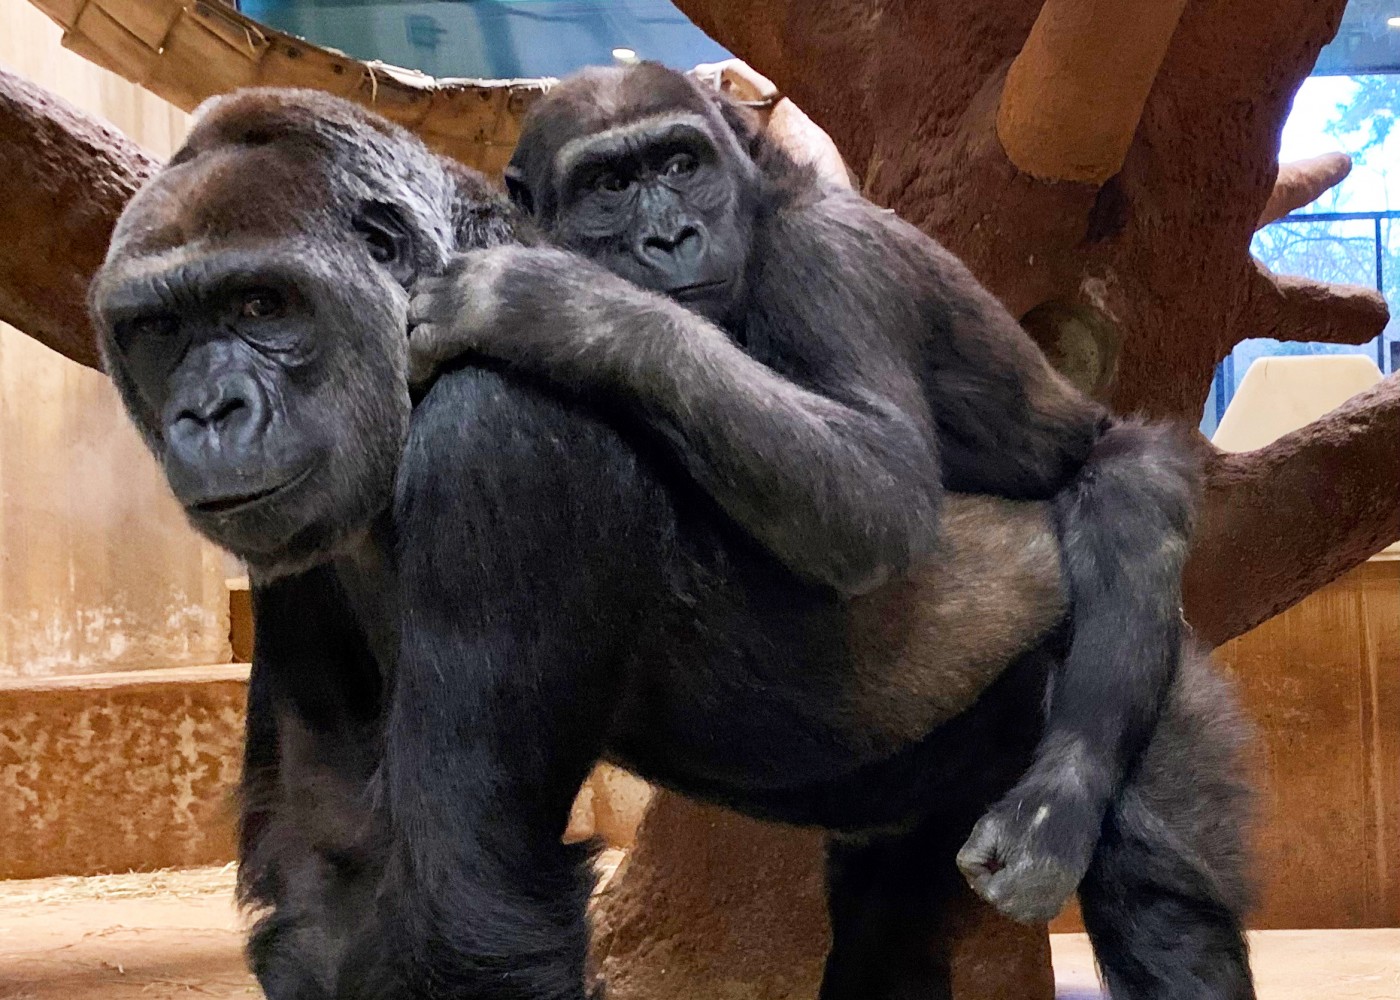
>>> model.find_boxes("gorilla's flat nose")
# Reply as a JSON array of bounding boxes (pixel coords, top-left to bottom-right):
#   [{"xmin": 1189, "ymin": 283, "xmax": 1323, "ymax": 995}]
[
  {"xmin": 167, "ymin": 373, "xmax": 265, "ymax": 462},
  {"xmin": 181, "ymin": 393, "xmax": 246, "ymax": 429},
  {"xmin": 643, "ymin": 225, "xmax": 701, "ymax": 259}
]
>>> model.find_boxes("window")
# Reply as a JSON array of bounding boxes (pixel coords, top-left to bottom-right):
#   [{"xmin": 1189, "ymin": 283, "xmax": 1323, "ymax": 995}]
[
  {"xmin": 235, "ymin": 0, "xmax": 732, "ymax": 80},
  {"xmin": 1204, "ymin": 3, "xmax": 1400, "ymax": 435}
]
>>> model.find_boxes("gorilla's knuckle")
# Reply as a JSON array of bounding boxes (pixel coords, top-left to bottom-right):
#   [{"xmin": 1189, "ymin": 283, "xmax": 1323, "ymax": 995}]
[{"xmin": 407, "ymin": 294, "xmax": 434, "ymax": 326}]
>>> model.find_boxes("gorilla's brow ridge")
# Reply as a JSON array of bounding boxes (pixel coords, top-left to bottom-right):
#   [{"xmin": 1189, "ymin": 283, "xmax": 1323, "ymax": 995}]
[{"xmin": 552, "ymin": 112, "xmax": 713, "ymax": 183}]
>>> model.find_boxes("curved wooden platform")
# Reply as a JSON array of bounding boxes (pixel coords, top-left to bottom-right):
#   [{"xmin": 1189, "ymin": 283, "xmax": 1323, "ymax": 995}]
[{"xmin": 25, "ymin": 0, "xmax": 548, "ymax": 173}]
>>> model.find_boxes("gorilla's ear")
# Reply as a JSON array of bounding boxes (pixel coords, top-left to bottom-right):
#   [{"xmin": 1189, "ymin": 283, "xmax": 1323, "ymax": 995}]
[
  {"xmin": 503, "ymin": 164, "xmax": 535, "ymax": 216},
  {"xmin": 442, "ymin": 159, "xmax": 521, "ymax": 251},
  {"xmin": 353, "ymin": 201, "xmax": 418, "ymax": 287},
  {"xmin": 709, "ymin": 92, "xmax": 765, "ymax": 161}
]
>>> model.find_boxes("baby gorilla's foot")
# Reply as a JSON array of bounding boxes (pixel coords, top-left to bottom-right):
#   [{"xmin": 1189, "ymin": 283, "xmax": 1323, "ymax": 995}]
[{"xmin": 956, "ymin": 782, "xmax": 1104, "ymax": 924}]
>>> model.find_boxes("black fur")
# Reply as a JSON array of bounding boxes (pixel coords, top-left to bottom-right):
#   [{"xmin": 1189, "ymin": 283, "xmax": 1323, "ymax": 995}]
[
  {"xmin": 91, "ymin": 88, "xmax": 1255, "ymax": 1000},
  {"xmin": 410, "ymin": 62, "xmax": 1204, "ymax": 923}
]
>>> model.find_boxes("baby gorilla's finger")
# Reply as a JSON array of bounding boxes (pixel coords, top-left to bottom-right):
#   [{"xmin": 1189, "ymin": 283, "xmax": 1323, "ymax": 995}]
[
  {"xmin": 408, "ymin": 288, "xmax": 446, "ymax": 330},
  {"xmin": 407, "ymin": 323, "xmax": 457, "ymax": 391}
]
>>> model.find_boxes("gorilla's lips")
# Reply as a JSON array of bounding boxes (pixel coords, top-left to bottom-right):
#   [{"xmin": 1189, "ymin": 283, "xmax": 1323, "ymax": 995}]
[
  {"xmin": 668, "ymin": 279, "xmax": 729, "ymax": 301},
  {"xmin": 188, "ymin": 464, "xmax": 316, "ymax": 517}
]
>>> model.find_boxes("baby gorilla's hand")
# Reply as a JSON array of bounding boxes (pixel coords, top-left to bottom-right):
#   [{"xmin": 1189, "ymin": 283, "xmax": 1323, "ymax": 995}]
[
  {"xmin": 408, "ymin": 245, "xmax": 639, "ymax": 395},
  {"xmin": 407, "ymin": 248, "xmax": 513, "ymax": 392}
]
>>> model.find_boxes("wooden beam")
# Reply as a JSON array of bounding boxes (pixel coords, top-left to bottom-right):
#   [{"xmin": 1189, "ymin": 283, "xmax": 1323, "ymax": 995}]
[{"xmin": 0, "ymin": 65, "xmax": 155, "ymax": 370}]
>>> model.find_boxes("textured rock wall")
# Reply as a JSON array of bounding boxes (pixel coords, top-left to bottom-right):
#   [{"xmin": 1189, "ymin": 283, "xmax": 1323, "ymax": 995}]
[{"xmin": 0, "ymin": 665, "xmax": 247, "ymax": 879}]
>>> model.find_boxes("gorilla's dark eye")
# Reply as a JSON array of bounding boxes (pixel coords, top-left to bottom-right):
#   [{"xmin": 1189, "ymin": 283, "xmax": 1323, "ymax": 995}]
[
  {"xmin": 364, "ymin": 230, "xmax": 396, "ymax": 264},
  {"xmin": 663, "ymin": 153, "xmax": 698, "ymax": 178},
  {"xmin": 240, "ymin": 288, "xmax": 285, "ymax": 320},
  {"xmin": 595, "ymin": 170, "xmax": 632, "ymax": 194},
  {"xmin": 125, "ymin": 313, "xmax": 180, "ymax": 342}
]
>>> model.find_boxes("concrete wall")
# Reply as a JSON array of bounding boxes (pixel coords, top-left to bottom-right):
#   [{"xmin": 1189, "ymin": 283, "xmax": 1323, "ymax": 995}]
[{"xmin": 0, "ymin": 0, "xmax": 231, "ymax": 677}]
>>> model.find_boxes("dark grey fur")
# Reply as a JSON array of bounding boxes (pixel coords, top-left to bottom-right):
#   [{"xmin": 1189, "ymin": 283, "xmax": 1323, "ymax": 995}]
[
  {"xmin": 410, "ymin": 62, "xmax": 1202, "ymax": 924},
  {"xmin": 90, "ymin": 87, "xmax": 1255, "ymax": 1000}
]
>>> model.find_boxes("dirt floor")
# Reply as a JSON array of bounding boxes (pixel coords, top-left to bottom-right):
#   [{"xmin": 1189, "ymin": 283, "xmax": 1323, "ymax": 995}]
[
  {"xmin": 1, "ymin": 867, "xmax": 1396, "ymax": 999},
  {"xmin": 0, "ymin": 867, "xmax": 254, "ymax": 999}
]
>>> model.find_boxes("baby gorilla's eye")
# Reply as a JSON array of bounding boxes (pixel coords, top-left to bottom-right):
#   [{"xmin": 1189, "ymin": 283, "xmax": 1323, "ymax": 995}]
[
  {"xmin": 240, "ymin": 288, "xmax": 285, "ymax": 320},
  {"xmin": 595, "ymin": 170, "xmax": 632, "ymax": 194},
  {"xmin": 663, "ymin": 153, "xmax": 698, "ymax": 177}
]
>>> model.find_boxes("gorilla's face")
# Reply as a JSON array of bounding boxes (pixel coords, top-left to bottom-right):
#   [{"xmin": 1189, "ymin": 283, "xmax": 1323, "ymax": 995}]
[
  {"xmin": 507, "ymin": 65, "xmax": 759, "ymax": 327},
  {"xmin": 90, "ymin": 90, "xmax": 489, "ymax": 577}
]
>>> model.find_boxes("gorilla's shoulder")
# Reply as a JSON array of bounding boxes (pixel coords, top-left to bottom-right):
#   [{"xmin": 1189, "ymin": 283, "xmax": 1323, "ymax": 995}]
[
  {"xmin": 405, "ymin": 365, "xmax": 642, "ymax": 482},
  {"xmin": 411, "ymin": 365, "xmax": 568, "ymax": 448},
  {"xmin": 398, "ymin": 365, "xmax": 666, "ymax": 539}
]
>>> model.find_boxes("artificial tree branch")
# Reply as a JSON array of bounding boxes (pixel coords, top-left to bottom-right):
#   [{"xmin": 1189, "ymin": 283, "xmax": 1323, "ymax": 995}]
[
  {"xmin": 0, "ymin": 66, "xmax": 154, "ymax": 371},
  {"xmin": 997, "ymin": 0, "xmax": 1190, "ymax": 184},
  {"xmin": 1245, "ymin": 258, "xmax": 1390, "ymax": 348},
  {"xmin": 1184, "ymin": 373, "xmax": 1400, "ymax": 645},
  {"xmin": 1257, "ymin": 152, "xmax": 1352, "ymax": 229}
]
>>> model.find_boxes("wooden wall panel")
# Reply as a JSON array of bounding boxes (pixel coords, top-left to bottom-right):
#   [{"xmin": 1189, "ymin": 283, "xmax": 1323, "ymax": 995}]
[
  {"xmin": 0, "ymin": 0, "xmax": 230, "ymax": 677},
  {"xmin": 1216, "ymin": 554, "xmax": 1400, "ymax": 929},
  {"xmin": 1051, "ymin": 553, "xmax": 1400, "ymax": 934}
]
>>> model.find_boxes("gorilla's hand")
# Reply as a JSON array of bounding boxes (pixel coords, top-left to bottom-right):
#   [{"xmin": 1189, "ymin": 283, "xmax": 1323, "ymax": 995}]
[
  {"xmin": 407, "ymin": 246, "xmax": 519, "ymax": 390},
  {"xmin": 955, "ymin": 750, "xmax": 1106, "ymax": 924},
  {"xmin": 407, "ymin": 245, "xmax": 663, "ymax": 393}
]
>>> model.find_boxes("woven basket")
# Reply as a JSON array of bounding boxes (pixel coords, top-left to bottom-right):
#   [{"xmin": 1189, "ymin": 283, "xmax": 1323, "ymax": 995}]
[
  {"xmin": 25, "ymin": 0, "xmax": 779, "ymax": 174},
  {"xmin": 26, "ymin": 0, "xmax": 549, "ymax": 173}
]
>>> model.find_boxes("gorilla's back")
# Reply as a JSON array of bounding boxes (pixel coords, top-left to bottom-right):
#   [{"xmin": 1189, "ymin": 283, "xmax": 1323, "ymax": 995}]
[{"xmin": 398, "ymin": 363, "xmax": 1059, "ymax": 833}]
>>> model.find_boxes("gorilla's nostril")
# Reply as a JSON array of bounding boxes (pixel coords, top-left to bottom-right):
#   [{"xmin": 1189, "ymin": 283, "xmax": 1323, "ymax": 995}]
[
  {"xmin": 180, "ymin": 396, "xmax": 248, "ymax": 429},
  {"xmin": 209, "ymin": 397, "xmax": 248, "ymax": 426},
  {"xmin": 644, "ymin": 227, "xmax": 699, "ymax": 255}
]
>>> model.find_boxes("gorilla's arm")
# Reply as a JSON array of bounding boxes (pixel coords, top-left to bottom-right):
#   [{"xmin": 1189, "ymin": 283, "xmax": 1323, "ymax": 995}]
[
  {"xmin": 238, "ymin": 567, "xmax": 391, "ymax": 994},
  {"xmin": 773, "ymin": 192, "xmax": 1198, "ymax": 922},
  {"xmin": 370, "ymin": 365, "xmax": 663, "ymax": 997},
  {"xmin": 759, "ymin": 190, "xmax": 1108, "ymax": 500},
  {"xmin": 410, "ymin": 245, "xmax": 942, "ymax": 597}
]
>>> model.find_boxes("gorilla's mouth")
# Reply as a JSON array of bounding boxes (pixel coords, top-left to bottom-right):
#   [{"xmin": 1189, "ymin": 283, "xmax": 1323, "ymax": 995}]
[
  {"xmin": 669, "ymin": 279, "xmax": 728, "ymax": 300},
  {"xmin": 189, "ymin": 465, "xmax": 315, "ymax": 517}
]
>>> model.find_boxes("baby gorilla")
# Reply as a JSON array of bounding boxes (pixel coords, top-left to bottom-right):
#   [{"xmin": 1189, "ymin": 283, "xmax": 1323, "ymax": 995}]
[
  {"xmin": 409, "ymin": 61, "xmax": 1200, "ymax": 923},
  {"xmin": 92, "ymin": 88, "xmax": 1255, "ymax": 1000}
]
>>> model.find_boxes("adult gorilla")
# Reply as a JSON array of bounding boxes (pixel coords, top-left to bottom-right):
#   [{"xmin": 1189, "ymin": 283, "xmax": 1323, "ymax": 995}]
[{"xmin": 91, "ymin": 89, "xmax": 1254, "ymax": 1000}]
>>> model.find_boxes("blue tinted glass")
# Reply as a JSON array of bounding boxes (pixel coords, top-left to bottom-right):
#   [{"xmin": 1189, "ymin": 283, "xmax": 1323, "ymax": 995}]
[
  {"xmin": 237, "ymin": 0, "xmax": 732, "ymax": 80},
  {"xmin": 1314, "ymin": 0, "xmax": 1400, "ymax": 75}
]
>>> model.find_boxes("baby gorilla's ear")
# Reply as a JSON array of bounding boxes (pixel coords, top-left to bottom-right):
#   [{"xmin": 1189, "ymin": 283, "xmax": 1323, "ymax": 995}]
[
  {"xmin": 708, "ymin": 90, "xmax": 766, "ymax": 160},
  {"xmin": 503, "ymin": 164, "xmax": 535, "ymax": 216},
  {"xmin": 441, "ymin": 158, "xmax": 524, "ymax": 251}
]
